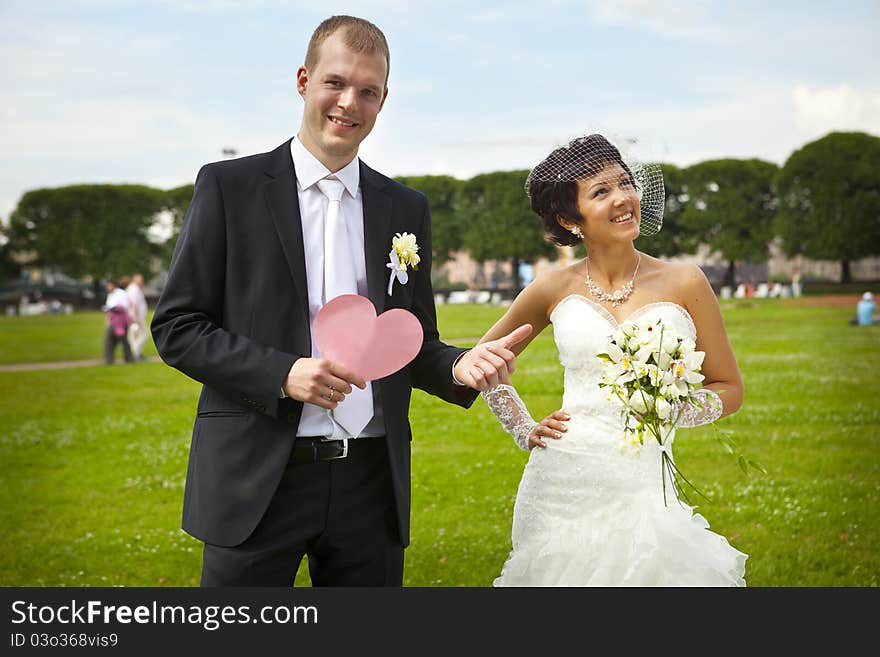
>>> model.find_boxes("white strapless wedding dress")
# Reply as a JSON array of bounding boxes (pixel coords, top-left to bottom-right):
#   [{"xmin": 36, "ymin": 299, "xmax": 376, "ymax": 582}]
[{"xmin": 494, "ymin": 295, "xmax": 747, "ymax": 587}]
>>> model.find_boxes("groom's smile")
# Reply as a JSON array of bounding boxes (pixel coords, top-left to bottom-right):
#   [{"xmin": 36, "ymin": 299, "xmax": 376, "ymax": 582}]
[
  {"xmin": 328, "ymin": 116, "xmax": 357, "ymax": 128},
  {"xmin": 296, "ymin": 31, "xmax": 388, "ymax": 172}
]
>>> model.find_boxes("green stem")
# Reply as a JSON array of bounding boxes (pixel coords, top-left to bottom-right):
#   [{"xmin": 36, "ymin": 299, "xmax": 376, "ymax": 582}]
[{"xmin": 661, "ymin": 452, "xmax": 711, "ymax": 507}]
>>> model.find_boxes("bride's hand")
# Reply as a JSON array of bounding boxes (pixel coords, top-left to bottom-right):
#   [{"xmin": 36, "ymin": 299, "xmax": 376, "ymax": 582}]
[{"xmin": 529, "ymin": 410, "xmax": 570, "ymax": 449}]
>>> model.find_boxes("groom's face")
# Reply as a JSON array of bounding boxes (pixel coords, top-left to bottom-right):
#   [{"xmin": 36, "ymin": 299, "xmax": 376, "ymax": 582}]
[{"xmin": 296, "ymin": 31, "xmax": 388, "ymax": 171}]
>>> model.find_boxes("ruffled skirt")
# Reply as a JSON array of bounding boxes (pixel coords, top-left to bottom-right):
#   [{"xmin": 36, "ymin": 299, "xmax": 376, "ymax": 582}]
[{"xmin": 494, "ymin": 434, "xmax": 747, "ymax": 587}]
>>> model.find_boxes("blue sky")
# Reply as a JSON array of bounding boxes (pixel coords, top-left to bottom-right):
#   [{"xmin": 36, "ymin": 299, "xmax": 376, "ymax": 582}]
[{"xmin": 2, "ymin": 0, "xmax": 878, "ymax": 222}]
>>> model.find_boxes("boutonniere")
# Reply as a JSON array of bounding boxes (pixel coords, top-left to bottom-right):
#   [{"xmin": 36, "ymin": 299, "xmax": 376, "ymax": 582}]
[{"xmin": 386, "ymin": 232, "xmax": 421, "ymax": 295}]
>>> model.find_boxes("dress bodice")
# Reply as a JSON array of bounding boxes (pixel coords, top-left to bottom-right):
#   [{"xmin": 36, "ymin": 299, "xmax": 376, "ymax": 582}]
[{"xmin": 550, "ymin": 295, "xmax": 697, "ymax": 437}]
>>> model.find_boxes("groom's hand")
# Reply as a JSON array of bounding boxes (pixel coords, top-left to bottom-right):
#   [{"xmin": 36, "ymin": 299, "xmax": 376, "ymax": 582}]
[
  {"xmin": 283, "ymin": 358, "xmax": 366, "ymax": 409},
  {"xmin": 454, "ymin": 324, "xmax": 532, "ymax": 391}
]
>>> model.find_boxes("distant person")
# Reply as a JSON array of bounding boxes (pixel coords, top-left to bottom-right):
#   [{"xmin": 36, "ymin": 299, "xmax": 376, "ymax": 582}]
[
  {"xmin": 791, "ymin": 270, "xmax": 802, "ymax": 297},
  {"xmin": 102, "ymin": 280, "xmax": 134, "ymax": 364},
  {"xmin": 856, "ymin": 292, "xmax": 878, "ymax": 326},
  {"xmin": 125, "ymin": 273, "xmax": 149, "ymax": 361},
  {"xmin": 119, "ymin": 275, "xmax": 132, "ymax": 312}
]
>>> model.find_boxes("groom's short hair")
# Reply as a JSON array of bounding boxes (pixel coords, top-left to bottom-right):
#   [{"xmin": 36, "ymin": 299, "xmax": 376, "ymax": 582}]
[{"xmin": 305, "ymin": 15, "xmax": 390, "ymax": 87}]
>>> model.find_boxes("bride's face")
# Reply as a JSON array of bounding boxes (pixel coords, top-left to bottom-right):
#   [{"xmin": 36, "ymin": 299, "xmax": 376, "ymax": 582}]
[{"xmin": 575, "ymin": 162, "xmax": 641, "ymax": 242}]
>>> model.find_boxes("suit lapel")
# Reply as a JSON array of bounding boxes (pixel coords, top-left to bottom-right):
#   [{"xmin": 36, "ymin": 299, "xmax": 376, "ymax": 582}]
[
  {"xmin": 361, "ymin": 162, "xmax": 392, "ymax": 314},
  {"xmin": 263, "ymin": 140, "xmax": 311, "ymax": 350}
]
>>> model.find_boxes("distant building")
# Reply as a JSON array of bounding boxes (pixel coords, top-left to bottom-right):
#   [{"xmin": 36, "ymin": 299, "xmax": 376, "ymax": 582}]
[{"xmin": 433, "ymin": 243, "xmax": 880, "ymax": 293}]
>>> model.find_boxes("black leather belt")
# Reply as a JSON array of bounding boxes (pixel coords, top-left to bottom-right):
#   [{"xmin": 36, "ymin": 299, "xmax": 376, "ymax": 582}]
[{"xmin": 291, "ymin": 436, "xmax": 384, "ymax": 464}]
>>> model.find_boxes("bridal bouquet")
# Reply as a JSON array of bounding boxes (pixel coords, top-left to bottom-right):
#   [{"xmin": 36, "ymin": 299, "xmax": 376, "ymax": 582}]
[{"xmin": 597, "ymin": 317, "xmax": 717, "ymax": 504}]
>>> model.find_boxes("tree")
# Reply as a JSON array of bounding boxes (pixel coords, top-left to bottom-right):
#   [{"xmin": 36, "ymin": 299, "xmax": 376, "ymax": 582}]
[
  {"xmin": 680, "ymin": 159, "xmax": 779, "ymax": 287},
  {"xmin": 159, "ymin": 183, "xmax": 195, "ymax": 266},
  {"xmin": 394, "ymin": 175, "xmax": 463, "ymax": 264},
  {"xmin": 0, "ymin": 238, "xmax": 20, "ymax": 285},
  {"xmin": 6, "ymin": 184, "xmax": 166, "ymax": 302},
  {"xmin": 456, "ymin": 170, "xmax": 557, "ymax": 290},
  {"xmin": 776, "ymin": 131, "xmax": 880, "ymax": 283}
]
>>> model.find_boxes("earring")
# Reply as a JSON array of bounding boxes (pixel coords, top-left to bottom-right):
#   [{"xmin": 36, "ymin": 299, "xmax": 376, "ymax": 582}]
[{"xmin": 570, "ymin": 225, "xmax": 583, "ymax": 239}]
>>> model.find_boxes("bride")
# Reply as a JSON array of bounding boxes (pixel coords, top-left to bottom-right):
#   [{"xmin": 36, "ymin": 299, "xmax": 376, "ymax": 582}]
[{"xmin": 470, "ymin": 134, "xmax": 747, "ymax": 586}]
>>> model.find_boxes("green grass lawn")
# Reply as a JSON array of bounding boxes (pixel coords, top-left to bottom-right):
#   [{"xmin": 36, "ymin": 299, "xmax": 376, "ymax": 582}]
[
  {"xmin": 0, "ymin": 300, "xmax": 877, "ymax": 586},
  {"xmin": 0, "ymin": 311, "xmax": 159, "ymax": 364}
]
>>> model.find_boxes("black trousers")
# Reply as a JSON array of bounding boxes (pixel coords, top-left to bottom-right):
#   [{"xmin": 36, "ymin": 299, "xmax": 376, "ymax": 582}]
[
  {"xmin": 200, "ymin": 435, "xmax": 404, "ymax": 587},
  {"xmin": 104, "ymin": 326, "xmax": 133, "ymax": 364}
]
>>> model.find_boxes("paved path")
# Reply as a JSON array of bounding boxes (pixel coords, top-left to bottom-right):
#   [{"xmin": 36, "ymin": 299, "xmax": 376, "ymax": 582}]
[{"xmin": 0, "ymin": 356, "xmax": 162, "ymax": 372}]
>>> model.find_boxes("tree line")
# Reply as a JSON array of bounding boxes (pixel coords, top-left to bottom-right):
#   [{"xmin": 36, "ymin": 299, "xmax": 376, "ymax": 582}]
[{"xmin": 2, "ymin": 131, "xmax": 878, "ymax": 297}]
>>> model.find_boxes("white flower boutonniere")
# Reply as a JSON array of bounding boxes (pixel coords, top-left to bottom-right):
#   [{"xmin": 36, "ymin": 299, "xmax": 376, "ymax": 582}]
[{"xmin": 386, "ymin": 232, "xmax": 421, "ymax": 295}]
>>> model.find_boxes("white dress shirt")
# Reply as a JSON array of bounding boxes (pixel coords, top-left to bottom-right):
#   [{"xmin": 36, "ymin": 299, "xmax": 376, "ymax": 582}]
[{"xmin": 290, "ymin": 137, "xmax": 385, "ymax": 439}]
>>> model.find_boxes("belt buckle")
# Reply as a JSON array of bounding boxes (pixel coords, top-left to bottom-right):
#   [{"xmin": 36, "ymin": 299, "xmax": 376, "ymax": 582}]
[{"xmin": 324, "ymin": 437, "xmax": 348, "ymax": 460}]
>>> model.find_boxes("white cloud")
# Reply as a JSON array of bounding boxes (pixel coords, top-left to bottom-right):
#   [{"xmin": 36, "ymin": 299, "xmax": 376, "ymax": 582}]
[
  {"xmin": 364, "ymin": 79, "xmax": 880, "ymax": 184},
  {"xmin": 792, "ymin": 83, "xmax": 880, "ymax": 136},
  {"xmin": 0, "ymin": 91, "xmax": 296, "ymax": 219},
  {"xmin": 2, "ymin": 0, "xmax": 879, "ymax": 224},
  {"xmin": 590, "ymin": 0, "xmax": 733, "ymax": 43}
]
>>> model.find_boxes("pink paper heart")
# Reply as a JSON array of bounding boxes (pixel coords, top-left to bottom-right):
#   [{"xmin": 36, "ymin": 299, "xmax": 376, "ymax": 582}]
[{"xmin": 313, "ymin": 294, "xmax": 423, "ymax": 382}]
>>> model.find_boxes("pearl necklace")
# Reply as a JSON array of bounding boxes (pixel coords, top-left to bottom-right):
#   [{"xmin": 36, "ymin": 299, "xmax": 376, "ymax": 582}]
[{"xmin": 585, "ymin": 253, "xmax": 641, "ymax": 308}]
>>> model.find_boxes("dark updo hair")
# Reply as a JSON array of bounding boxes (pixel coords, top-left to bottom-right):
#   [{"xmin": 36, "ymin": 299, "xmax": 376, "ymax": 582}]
[{"xmin": 527, "ymin": 134, "xmax": 635, "ymax": 246}]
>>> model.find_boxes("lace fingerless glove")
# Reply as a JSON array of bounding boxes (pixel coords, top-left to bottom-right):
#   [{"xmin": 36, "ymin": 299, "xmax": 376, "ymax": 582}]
[
  {"xmin": 481, "ymin": 384, "xmax": 538, "ymax": 451},
  {"xmin": 674, "ymin": 388, "xmax": 723, "ymax": 428}
]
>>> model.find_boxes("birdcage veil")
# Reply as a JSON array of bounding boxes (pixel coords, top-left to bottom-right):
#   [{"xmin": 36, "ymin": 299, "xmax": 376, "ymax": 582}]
[{"xmin": 525, "ymin": 133, "xmax": 665, "ymax": 237}]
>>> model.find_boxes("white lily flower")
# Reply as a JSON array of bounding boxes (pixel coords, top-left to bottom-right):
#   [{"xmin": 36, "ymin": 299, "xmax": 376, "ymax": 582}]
[
  {"xmin": 684, "ymin": 350, "xmax": 705, "ymax": 374},
  {"xmin": 604, "ymin": 340, "xmax": 625, "ymax": 362},
  {"xmin": 655, "ymin": 351, "xmax": 674, "ymax": 370},
  {"xmin": 620, "ymin": 320, "xmax": 640, "ymax": 340},
  {"xmin": 671, "ymin": 352, "xmax": 706, "ymax": 385},
  {"xmin": 655, "ymin": 397, "xmax": 672, "ymax": 421},
  {"xmin": 627, "ymin": 390, "xmax": 651, "ymax": 415},
  {"xmin": 679, "ymin": 337, "xmax": 696, "ymax": 355}
]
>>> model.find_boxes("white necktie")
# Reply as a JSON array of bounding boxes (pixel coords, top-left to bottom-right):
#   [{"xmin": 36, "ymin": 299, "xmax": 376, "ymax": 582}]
[{"xmin": 316, "ymin": 177, "xmax": 373, "ymax": 438}]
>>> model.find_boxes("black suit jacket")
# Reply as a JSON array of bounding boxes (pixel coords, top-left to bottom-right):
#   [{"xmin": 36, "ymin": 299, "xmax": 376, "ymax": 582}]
[{"xmin": 151, "ymin": 139, "xmax": 477, "ymax": 547}]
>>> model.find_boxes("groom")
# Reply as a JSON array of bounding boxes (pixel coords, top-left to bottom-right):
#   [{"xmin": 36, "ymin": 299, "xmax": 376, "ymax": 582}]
[{"xmin": 151, "ymin": 15, "xmax": 528, "ymax": 586}]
